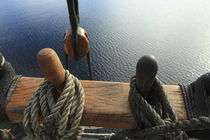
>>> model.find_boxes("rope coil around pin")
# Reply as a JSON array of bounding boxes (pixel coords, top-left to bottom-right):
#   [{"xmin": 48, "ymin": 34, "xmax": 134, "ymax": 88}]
[
  {"xmin": 23, "ymin": 70, "xmax": 84, "ymax": 140},
  {"xmin": 108, "ymin": 56, "xmax": 210, "ymax": 140},
  {"xmin": 126, "ymin": 77, "xmax": 188, "ymax": 140}
]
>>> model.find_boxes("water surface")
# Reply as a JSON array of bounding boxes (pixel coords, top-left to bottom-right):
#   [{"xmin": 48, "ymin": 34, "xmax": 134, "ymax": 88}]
[{"xmin": 1, "ymin": 0, "xmax": 210, "ymax": 84}]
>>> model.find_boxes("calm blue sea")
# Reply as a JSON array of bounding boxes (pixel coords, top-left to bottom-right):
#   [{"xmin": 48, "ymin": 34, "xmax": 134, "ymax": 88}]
[{"xmin": 1, "ymin": 0, "xmax": 210, "ymax": 84}]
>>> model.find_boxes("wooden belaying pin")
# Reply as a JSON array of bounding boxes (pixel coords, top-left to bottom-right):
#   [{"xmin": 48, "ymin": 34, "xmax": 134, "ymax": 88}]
[
  {"xmin": 37, "ymin": 48, "xmax": 66, "ymax": 92},
  {"xmin": 135, "ymin": 55, "xmax": 158, "ymax": 98}
]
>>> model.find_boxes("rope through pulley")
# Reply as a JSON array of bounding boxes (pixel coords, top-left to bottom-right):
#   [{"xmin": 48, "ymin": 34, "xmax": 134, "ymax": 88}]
[{"xmin": 65, "ymin": 0, "xmax": 93, "ymax": 80}]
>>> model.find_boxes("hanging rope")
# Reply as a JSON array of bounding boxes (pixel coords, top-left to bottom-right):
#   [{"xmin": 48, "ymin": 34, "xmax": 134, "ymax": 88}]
[
  {"xmin": 67, "ymin": 0, "xmax": 80, "ymax": 60},
  {"xmin": 23, "ymin": 70, "xmax": 84, "ymax": 140},
  {"xmin": 181, "ymin": 72, "xmax": 210, "ymax": 119},
  {"xmin": 65, "ymin": 0, "xmax": 93, "ymax": 80}
]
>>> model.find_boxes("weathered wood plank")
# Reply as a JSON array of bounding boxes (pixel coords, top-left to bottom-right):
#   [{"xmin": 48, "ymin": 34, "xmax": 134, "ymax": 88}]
[{"xmin": 5, "ymin": 77, "xmax": 187, "ymax": 129}]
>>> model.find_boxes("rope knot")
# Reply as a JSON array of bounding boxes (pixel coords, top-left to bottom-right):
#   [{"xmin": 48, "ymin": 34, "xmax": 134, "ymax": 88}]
[
  {"xmin": 128, "ymin": 76, "xmax": 188, "ymax": 139},
  {"xmin": 23, "ymin": 70, "xmax": 84, "ymax": 140}
]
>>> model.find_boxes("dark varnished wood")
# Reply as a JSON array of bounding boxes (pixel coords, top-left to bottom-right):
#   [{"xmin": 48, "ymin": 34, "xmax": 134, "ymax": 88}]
[
  {"xmin": 136, "ymin": 55, "xmax": 158, "ymax": 97},
  {"xmin": 5, "ymin": 77, "xmax": 187, "ymax": 129}
]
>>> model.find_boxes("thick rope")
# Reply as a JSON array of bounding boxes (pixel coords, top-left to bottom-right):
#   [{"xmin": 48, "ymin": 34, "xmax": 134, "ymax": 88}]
[
  {"xmin": 127, "ymin": 115, "xmax": 210, "ymax": 137},
  {"xmin": 127, "ymin": 77, "xmax": 188, "ymax": 140},
  {"xmin": 23, "ymin": 70, "xmax": 84, "ymax": 140},
  {"xmin": 181, "ymin": 72, "xmax": 210, "ymax": 119},
  {"xmin": 0, "ymin": 129, "xmax": 17, "ymax": 140}
]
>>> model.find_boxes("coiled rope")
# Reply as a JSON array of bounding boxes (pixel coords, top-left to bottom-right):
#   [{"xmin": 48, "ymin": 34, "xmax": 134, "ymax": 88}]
[
  {"xmin": 127, "ymin": 77, "xmax": 188, "ymax": 140},
  {"xmin": 23, "ymin": 70, "xmax": 84, "ymax": 140},
  {"xmin": 126, "ymin": 115, "xmax": 210, "ymax": 137},
  {"xmin": 0, "ymin": 129, "xmax": 17, "ymax": 140}
]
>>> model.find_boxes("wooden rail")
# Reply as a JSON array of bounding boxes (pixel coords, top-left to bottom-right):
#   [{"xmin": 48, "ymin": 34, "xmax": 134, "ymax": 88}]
[
  {"xmin": 4, "ymin": 48, "xmax": 187, "ymax": 130},
  {"xmin": 5, "ymin": 77, "xmax": 187, "ymax": 129}
]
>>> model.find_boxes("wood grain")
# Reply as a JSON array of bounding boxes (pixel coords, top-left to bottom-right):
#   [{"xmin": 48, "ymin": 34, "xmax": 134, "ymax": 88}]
[
  {"xmin": 5, "ymin": 77, "xmax": 187, "ymax": 129},
  {"xmin": 37, "ymin": 48, "xmax": 65, "ymax": 91}
]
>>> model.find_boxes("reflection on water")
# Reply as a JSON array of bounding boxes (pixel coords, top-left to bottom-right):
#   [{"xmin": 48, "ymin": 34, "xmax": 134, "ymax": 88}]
[{"xmin": 1, "ymin": 0, "xmax": 210, "ymax": 84}]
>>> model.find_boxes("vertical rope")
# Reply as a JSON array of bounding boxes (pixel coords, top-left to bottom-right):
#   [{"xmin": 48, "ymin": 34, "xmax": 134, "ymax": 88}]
[{"xmin": 67, "ymin": 0, "xmax": 79, "ymax": 60}]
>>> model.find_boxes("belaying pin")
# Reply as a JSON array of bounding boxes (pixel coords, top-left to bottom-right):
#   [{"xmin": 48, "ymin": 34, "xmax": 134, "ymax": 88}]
[{"xmin": 136, "ymin": 55, "xmax": 158, "ymax": 98}]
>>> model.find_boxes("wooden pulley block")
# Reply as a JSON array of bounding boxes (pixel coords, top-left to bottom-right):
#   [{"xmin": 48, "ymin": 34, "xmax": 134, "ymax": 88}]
[{"xmin": 64, "ymin": 27, "xmax": 89, "ymax": 58}]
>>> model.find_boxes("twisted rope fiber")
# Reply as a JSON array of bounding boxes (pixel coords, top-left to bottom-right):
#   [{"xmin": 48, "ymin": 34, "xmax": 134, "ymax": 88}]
[
  {"xmin": 0, "ymin": 129, "xmax": 17, "ymax": 140},
  {"xmin": 127, "ymin": 77, "xmax": 188, "ymax": 139},
  {"xmin": 23, "ymin": 70, "xmax": 84, "ymax": 140},
  {"xmin": 127, "ymin": 115, "xmax": 210, "ymax": 137}
]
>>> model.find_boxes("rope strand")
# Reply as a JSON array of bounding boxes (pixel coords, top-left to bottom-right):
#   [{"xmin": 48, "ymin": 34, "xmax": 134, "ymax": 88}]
[
  {"xmin": 127, "ymin": 77, "xmax": 187, "ymax": 140},
  {"xmin": 23, "ymin": 70, "xmax": 84, "ymax": 140}
]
